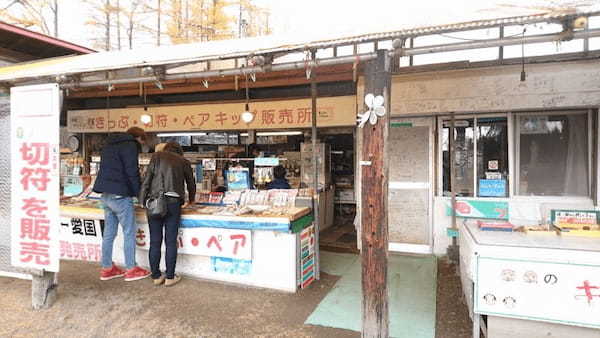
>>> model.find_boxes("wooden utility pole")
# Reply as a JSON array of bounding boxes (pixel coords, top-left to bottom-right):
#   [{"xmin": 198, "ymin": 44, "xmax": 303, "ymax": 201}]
[{"xmin": 361, "ymin": 49, "xmax": 391, "ymax": 337}]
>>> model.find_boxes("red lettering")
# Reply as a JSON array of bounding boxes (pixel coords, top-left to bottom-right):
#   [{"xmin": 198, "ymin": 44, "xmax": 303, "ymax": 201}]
[
  {"xmin": 19, "ymin": 241, "xmax": 50, "ymax": 265},
  {"xmin": 20, "ymin": 218, "xmax": 50, "ymax": 241},
  {"xmin": 215, "ymin": 112, "xmax": 227, "ymax": 126},
  {"xmin": 22, "ymin": 197, "xmax": 47, "ymax": 218},
  {"xmin": 20, "ymin": 167, "xmax": 51, "ymax": 191},
  {"xmin": 278, "ymin": 109, "xmax": 294, "ymax": 124},
  {"xmin": 20, "ymin": 143, "xmax": 49, "ymax": 166},
  {"xmin": 118, "ymin": 116, "xmax": 129, "ymax": 129}
]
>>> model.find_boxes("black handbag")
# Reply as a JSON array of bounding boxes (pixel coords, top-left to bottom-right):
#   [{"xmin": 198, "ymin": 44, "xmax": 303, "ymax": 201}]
[{"xmin": 145, "ymin": 158, "xmax": 167, "ymax": 217}]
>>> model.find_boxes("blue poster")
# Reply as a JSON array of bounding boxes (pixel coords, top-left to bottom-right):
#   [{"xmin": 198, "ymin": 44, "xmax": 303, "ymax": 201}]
[
  {"xmin": 226, "ymin": 170, "xmax": 250, "ymax": 191},
  {"xmin": 478, "ymin": 179, "xmax": 507, "ymax": 197},
  {"xmin": 211, "ymin": 257, "xmax": 252, "ymax": 275}
]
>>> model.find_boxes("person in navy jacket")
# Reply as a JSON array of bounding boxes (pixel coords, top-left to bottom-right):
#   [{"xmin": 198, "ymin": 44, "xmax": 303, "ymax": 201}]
[
  {"xmin": 267, "ymin": 165, "xmax": 291, "ymax": 190},
  {"xmin": 93, "ymin": 127, "xmax": 151, "ymax": 282}
]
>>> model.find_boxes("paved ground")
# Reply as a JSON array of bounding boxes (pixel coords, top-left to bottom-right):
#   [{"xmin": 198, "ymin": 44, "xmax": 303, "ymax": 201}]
[{"xmin": 0, "ymin": 257, "xmax": 471, "ymax": 337}]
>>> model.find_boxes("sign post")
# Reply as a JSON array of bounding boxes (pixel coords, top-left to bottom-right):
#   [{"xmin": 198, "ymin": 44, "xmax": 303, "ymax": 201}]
[{"xmin": 11, "ymin": 84, "xmax": 61, "ymax": 309}]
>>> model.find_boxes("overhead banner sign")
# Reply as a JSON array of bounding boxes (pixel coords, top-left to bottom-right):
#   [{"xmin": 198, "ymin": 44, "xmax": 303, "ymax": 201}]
[
  {"xmin": 67, "ymin": 96, "xmax": 357, "ymax": 133},
  {"xmin": 11, "ymin": 84, "xmax": 61, "ymax": 272}
]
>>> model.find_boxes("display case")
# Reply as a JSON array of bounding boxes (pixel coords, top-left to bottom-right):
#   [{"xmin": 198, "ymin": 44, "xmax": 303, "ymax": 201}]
[{"xmin": 300, "ymin": 143, "xmax": 331, "ymax": 189}]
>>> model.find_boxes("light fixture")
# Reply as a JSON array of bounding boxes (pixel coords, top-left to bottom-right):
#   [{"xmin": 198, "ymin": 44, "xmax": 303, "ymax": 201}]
[
  {"xmin": 140, "ymin": 114, "xmax": 152, "ymax": 124},
  {"xmin": 240, "ymin": 131, "xmax": 303, "ymax": 137},
  {"xmin": 141, "ymin": 66, "xmax": 155, "ymax": 76},
  {"xmin": 572, "ymin": 16, "xmax": 588, "ymax": 29},
  {"xmin": 240, "ymin": 74, "xmax": 254, "ymax": 123},
  {"xmin": 157, "ymin": 132, "xmax": 208, "ymax": 137}
]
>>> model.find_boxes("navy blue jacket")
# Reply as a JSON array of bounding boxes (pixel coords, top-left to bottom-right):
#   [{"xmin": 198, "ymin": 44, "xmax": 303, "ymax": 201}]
[
  {"xmin": 93, "ymin": 133, "xmax": 141, "ymax": 197},
  {"xmin": 267, "ymin": 178, "xmax": 291, "ymax": 190}
]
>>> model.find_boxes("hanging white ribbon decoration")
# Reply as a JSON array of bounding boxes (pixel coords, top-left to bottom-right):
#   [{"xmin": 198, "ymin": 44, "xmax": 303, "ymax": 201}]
[{"xmin": 357, "ymin": 93, "xmax": 386, "ymax": 128}]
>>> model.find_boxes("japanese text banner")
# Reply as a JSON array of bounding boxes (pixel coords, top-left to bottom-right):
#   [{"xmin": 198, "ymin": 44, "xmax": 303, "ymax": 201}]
[
  {"xmin": 67, "ymin": 96, "xmax": 356, "ymax": 133},
  {"xmin": 11, "ymin": 84, "xmax": 60, "ymax": 272}
]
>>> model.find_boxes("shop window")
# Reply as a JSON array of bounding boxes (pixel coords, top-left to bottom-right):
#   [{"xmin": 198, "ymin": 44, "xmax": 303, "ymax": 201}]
[
  {"xmin": 477, "ymin": 118, "xmax": 509, "ymax": 197},
  {"xmin": 442, "ymin": 119, "xmax": 474, "ymax": 196},
  {"xmin": 442, "ymin": 117, "xmax": 508, "ymax": 197},
  {"xmin": 517, "ymin": 113, "xmax": 589, "ymax": 197}
]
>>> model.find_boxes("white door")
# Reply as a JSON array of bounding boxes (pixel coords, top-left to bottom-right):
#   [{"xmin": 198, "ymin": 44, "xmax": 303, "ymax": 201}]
[{"xmin": 387, "ymin": 118, "xmax": 433, "ymax": 254}]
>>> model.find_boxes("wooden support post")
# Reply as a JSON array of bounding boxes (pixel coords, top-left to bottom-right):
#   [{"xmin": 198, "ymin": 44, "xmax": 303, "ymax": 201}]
[
  {"xmin": 32, "ymin": 270, "xmax": 57, "ymax": 310},
  {"xmin": 310, "ymin": 50, "xmax": 320, "ymax": 280},
  {"xmin": 361, "ymin": 49, "xmax": 391, "ymax": 337},
  {"xmin": 447, "ymin": 113, "xmax": 459, "ymax": 263}
]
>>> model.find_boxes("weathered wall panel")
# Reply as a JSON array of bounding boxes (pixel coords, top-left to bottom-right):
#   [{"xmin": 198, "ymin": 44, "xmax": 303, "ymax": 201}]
[{"xmin": 388, "ymin": 60, "xmax": 600, "ymax": 115}]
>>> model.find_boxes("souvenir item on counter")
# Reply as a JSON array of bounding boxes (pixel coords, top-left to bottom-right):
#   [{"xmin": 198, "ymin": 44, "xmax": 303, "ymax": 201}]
[
  {"xmin": 196, "ymin": 192, "xmax": 211, "ymax": 204},
  {"xmin": 239, "ymin": 190, "xmax": 269, "ymax": 207},
  {"xmin": 223, "ymin": 191, "xmax": 242, "ymax": 205},
  {"xmin": 208, "ymin": 192, "xmax": 224, "ymax": 204},
  {"xmin": 226, "ymin": 168, "xmax": 250, "ymax": 191},
  {"xmin": 202, "ymin": 159, "xmax": 217, "ymax": 171},
  {"xmin": 254, "ymin": 167, "xmax": 273, "ymax": 185},
  {"xmin": 268, "ymin": 189, "xmax": 298, "ymax": 208}
]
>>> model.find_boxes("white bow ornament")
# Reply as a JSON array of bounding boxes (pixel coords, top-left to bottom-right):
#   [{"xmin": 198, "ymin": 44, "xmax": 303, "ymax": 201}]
[{"xmin": 357, "ymin": 93, "xmax": 385, "ymax": 128}]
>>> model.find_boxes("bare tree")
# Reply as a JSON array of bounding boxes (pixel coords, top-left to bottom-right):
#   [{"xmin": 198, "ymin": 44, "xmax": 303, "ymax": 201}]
[
  {"xmin": 0, "ymin": 0, "xmax": 59, "ymax": 37},
  {"xmin": 83, "ymin": 0, "xmax": 114, "ymax": 50}
]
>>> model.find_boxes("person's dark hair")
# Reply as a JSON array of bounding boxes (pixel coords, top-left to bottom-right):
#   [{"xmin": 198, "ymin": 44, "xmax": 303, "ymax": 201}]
[
  {"xmin": 273, "ymin": 165, "xmax": 286, "ymax": 180},
  {"xmin": 213, "ymin": 186, "xmax": 227, "ymax": 193},
  {"xmin": 248, "ymin": 143, "xmax": 259, "ymax": 156},
  {"xmin": 126, "ymin": 127, "xmax": 146, "ymax": 141},
  {"xmin": 163, "ymin": 141, "xmax": 183, "ymax": 155}
]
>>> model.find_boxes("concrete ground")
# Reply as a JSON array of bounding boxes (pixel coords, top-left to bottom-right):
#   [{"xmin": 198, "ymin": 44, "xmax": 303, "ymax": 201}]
[{"xmin": 0, "ymin": 257, "xmax": 471, "ymax": 338}]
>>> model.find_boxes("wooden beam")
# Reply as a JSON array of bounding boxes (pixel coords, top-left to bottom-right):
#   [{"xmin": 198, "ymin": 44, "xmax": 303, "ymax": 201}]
[
  {"xmin": 361, "ymin": 49, "xmax": 390, "ymax": 337},
  {"xmin": 0, "ymin": 46, "xmax": 38, "ymax": 63},
  {"xmin": 67, "ymin": 72, "xmax": 353, "ymax": 98}
]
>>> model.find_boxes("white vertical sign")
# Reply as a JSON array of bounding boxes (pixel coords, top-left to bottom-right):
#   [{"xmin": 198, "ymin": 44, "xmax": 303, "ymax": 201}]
[{"xmin": 11, "ymin": 84, "xmax": 61, "ymax": 272}]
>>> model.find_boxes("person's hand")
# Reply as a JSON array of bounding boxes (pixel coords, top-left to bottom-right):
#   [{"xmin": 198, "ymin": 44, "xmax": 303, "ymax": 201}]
[{"xmin": 182, "ymin": 202, "xmax": 191, "ymax": 209}]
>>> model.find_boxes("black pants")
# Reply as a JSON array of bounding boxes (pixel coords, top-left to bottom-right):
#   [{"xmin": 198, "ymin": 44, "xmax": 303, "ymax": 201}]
[{"xmin": 148, "ymin": 199, "xmax": 181, "ymax": 279}]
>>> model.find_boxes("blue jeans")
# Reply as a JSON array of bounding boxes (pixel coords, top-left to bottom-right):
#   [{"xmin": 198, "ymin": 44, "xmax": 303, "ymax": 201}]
[
  {"xmin": 101, "ymin": 193, "xmax": 137, "ymax": 269},
  {"xmin": 148, "ymin": 199, "xmax": 182, "ymax": 279}
]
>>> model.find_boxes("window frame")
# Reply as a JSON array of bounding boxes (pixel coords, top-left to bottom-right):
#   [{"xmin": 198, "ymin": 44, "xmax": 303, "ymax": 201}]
[
  {"xmin": 438, "ymin": 113, "xmax": 509, "ymax": 198},
  {"xmin": 513, "ymin": 110, "xmax": 592, "ymax": 198},
  {"xmin": 437, "ymin": 110, "xmax": 594, "ymax": 199}
]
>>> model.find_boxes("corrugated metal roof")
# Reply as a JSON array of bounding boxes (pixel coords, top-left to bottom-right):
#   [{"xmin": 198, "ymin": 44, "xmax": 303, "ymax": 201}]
[{"xmin": 0, "ymin": 9, "xmax": 598, "ymax": 83}]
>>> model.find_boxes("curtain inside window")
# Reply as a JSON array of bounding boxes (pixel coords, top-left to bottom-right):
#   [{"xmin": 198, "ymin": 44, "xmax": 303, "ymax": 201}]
[{"xmin": 565, "ymin": 114, "xmax": 588, "ymax": 196}]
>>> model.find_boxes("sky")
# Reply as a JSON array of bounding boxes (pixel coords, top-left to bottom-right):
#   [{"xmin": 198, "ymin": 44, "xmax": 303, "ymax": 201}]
[{"xmin": 50, "ymin": 0, "xmax": 599, "ymax": 50}]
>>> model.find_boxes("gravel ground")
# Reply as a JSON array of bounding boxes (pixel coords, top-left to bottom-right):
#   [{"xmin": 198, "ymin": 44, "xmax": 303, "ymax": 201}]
[
  {"xmin": 1, "ymin": 257, "xmax": 471, "ymax": 337},
  {"xmin": 435, "ymin": 258, "xmax": 473, "ymax": 338}
]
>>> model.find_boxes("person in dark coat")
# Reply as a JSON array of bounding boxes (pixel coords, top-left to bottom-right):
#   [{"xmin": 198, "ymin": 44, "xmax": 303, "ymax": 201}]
[
  {"xmin": 93, "ymin": 127, "xmax": 151, "ymax": 282},
  {"xmin": 140, "ymin": 142, "xmax": 196, "ymax": 287},
  {"xmin": 267, "ymin": 165, "xmax": 291, "ymax": 189}
]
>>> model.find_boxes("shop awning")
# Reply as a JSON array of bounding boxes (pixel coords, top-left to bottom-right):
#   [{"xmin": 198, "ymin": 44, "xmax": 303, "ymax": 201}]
[{"xmin": 1, "ymin": 8, "xmax": 599, "ymax": 84}]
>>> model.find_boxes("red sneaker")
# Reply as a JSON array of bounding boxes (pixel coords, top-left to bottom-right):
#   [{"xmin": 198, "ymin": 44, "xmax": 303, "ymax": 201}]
[
  {"xmin": 124, "ymin": 266, "xmax": 151, "ymax": 282},
  {"xmin": 100, "ymin": 264, "xmax": 126, "ymax": 281}
]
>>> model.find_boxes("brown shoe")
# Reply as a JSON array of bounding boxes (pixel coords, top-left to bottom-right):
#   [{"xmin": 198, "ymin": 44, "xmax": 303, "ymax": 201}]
[
  {"xmin": 164, "ymin": 275, "xmax": 181, "ymax": 287},
  {"xmin": 152, "ymin": 275, "xmax": 165, "ymax": 286}
]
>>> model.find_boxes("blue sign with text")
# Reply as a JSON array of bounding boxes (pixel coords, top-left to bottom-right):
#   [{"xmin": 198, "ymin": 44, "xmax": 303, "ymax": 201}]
[{"xmin": 479, "ymin": 179, "xmax": 506, "ymax": 197}]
